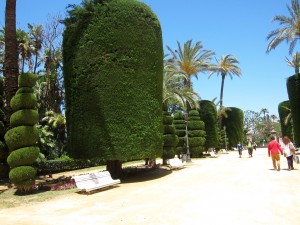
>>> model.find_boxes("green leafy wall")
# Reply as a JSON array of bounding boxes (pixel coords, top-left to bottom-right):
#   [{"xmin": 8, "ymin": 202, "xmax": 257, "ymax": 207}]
[
  {"xmin": 287, "ymin": 74, "xmax": 300, "ymax": 146},
  {"xmin": 199, "ymin": 100, "xmax": 218, "ymax": 149},
  {"xmin": 63, "ymin": 0, "xmax": 163, "ymax": 160},
  {"xmin": 222, "ymin": 107, "xmax": 244, "ymax": 149}
]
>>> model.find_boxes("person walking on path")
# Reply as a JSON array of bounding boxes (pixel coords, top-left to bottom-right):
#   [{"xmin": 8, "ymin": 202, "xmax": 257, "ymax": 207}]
[
  {"xmin": 282, "ymin": 136, "xmax": 296, "ymax": 171},
  {"xmin": 237, "ymin": 142, "xmax": 243, "ymax": 158},
  {"xmin": 268, "ymin": 136, "xmax": 283, "ymax": 171},
  {"xmin": 247, "ymin": 140, "xmax": 253, "ymax": 157}
]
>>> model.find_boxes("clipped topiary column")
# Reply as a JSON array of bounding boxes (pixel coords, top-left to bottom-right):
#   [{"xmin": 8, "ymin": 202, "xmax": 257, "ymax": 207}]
[
  {"xmin": 222, "ymin": 107, "xmax": 244, "ymax": 149},
  {"xmin": 162, "ymin": 105, "xmax": 178, "ymax": 165},
  {"xmin": 199, "ymin": 100, "xmax": 219, "ymax": 150},
  {"xmin": 4, "ymin": 73, "xmax": 39, "ymax": 191},
  {"xmin": 187, "ymin": 110, "xmax": 206, "ymax": 157},
  {"xmin": 63, "ymin": 0, "xmax": 163, "ymax": 177},
  {"xmin": 173, "ymin": 112, "xmax": 186, "ymax": 157},
  {"xmin": 0, "ymin": 77, "xmax": 9, "ymax": 178},
  {"xmin": 287, "ymin": 74, "xmax": 300, "ymax": 146}
]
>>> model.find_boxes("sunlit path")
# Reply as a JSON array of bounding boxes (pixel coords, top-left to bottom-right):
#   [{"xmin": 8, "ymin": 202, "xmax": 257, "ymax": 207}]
[{"xmin": 1, "ymin": 148, "xmax": 300, "ymax": 225}]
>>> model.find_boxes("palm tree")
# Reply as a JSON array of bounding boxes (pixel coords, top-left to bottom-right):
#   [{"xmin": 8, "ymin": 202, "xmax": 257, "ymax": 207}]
[
  {"xmin": 208, "ymin": 54, "xmax": 241, "ymax": 127},
  {"xmin": 260, "ymin": 108, "xmax": 269, "ymax": 121},
  {"xmin": 4, "ymin": 0, "xmax": 19, "ymax": 123},
  {"xmin": 266, "ymin": 0, "xmax": 300, "ymax": 54},
  {"xmin": 166, "ymin": 40, "xmax": 214, "ymax": 111},
  {"xmin": 163, "ymin": 69, "xmax": 200, "ymax": 111},
  {"xmin": 270, "ymin": 114, "xmax": 278, "ymax": 123},
  {"xmin": 285, "ymin": 52, "xmax": 300, "ymax": 74}
]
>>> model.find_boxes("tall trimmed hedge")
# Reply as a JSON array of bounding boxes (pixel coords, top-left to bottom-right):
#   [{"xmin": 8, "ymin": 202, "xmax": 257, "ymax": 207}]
[
  {"xmin": 63, "ymin": 0, "xmax": 163, "ymax": 160},
  {"xmin": 162, "ymin": 106, "xmax": 178, "ymax": 164},
  {"xmin": 287, "ymin": 74, "xmax": 300, "ymax": 146},
  {"xmin": 199, "ymin": 100, "xmax": 218, "ymax": 149},
  {"xmin": 0, "ymin": 78, "xmax": 8, "ymax": 178},
  {"xmin": 222, "ymin": 107, "xmax": 244, "ymax": 149},
  {"xmin": 278, "ymin": 100, "xmax": 293, "ymax": 139},
  {"xmin": 4, "ymin": 73, "xmax": 40, "ymax": 191},
  {"xmin": 173, "ymin": 112, "xmax": 186, "ymax": 155},
  {"xmin": 188, "ymin": 110, "xmax": 206, "ymax": 156}
]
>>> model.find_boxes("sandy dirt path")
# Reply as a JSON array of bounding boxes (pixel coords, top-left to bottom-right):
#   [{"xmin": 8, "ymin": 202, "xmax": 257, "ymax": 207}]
[{"xmin": 1, "ymin": 148, "xmax": 300, "ymax": 225}]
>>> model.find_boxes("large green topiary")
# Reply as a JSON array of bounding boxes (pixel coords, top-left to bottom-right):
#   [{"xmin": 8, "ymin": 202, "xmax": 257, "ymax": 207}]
[
  {"xmin": 187, "ymin": 110, "xmax": 206, "ymax": 157},
  {"xmin": 4, "ymin": 73, "xmax": 40, "ymax": 191},
  {"xmin": 162, "ymin": 106, "xmax": 178, "ymax": 165},
  {"xmin": 278, "ymin": 100, "xmax": 293, "ymax": 139},
  {"xmin": 222, "ymin": 107, "xmax": 244, "ymax": 149},
  {"xmin": 173, "ymin": 112, "xmax": 186, "ymax": 155},
  {"xmin": 287, "ymin": 74, "xmax": 300, "ymax": 146},
  {"xmin": 62, "ymin": 0, "xmax": 163, "ymax": 172},
  {"xmin": 199, "ymin": 100, "xmax": 219, "ymax": 150}
]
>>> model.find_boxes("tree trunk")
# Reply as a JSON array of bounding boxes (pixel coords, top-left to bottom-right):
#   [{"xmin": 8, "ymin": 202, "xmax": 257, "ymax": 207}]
[
  {"xmin": 219, "ymin": 74, "xmax": 225, "ymax": 128},
  {"xmin": 106, "ymin": 160, "xmax": 122, "ymax": 179},
  {"xmin": 4, "ymin": 0, "xmax": 18, "ymax": 124}
]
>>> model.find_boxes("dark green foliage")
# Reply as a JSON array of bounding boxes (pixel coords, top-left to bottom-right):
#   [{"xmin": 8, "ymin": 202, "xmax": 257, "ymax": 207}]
[
  {"xmin": 222, "ymin": 107, "xmax": 244, "ymax": 149},
  {"xmin": 173, "ymin": 112, "xmax": 186, "ymax": 155},
  {"xmin": 10, "ymin": 109, "xmax": 39, "ymax": 126},
  {"xmin": 0, "ymin": 121, "xmax": 5, "ymax": 136},
  {"xmin": 287, "ymin": 74, "xmax": 300, "ymax": 146},
  {"xmin": 162, "ymin": 109, "xmax": 178, "ymax": 163},
  {"xmin": 199, "ymin": 100, "xmax": 219, "ymax": 149},
  {"xmin": 218, "ymin": 129, "xmax": 228, "ymax": 149},
  {"xmin": 63, "ymin": 0, "xmax": 163, "ymax": 160},
  {"xmin": 7, "ymin": 146, "xmax": 40, "ymax": 168},
  {"xmin": 5, "ymin": 126, "xmax": 39, "ymax": 151},
  {"xmin": 278, "ymin": 101, "xmax": 293, "ymax": 138},
  {"xmin": 0, "ymin": 77, "xmax": 7, "ymax": 178},
  {"xmin": 4, "ymin": 73, "xmax": 40, "ymax": 190},
  {"xmin": 9, "ymin": 166, "xmax": 37, "ymax": 185},
  {"xmin": 18, "ymin": 73, "xmax": 38, "ymax": 88},
  {"xmin": 188, "ymin": 110, "xmax": 206, "ymax": 156},
  {"xmin": 10, "ymin": 93, "xmax": 37, "ymax": 112}
]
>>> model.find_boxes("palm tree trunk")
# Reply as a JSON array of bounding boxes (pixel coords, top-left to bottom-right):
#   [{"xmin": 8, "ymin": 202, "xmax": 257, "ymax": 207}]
[
  {"xmin": 219, "ymin": 74, "xmax": 225, "ymax": 128},
  {"xmin": 4, "ymin": 0, "xmax": 19, "ymax": 124},
  {"xmin": 185, "ymin": 77, "xmax": 191, "ymax": 112}
]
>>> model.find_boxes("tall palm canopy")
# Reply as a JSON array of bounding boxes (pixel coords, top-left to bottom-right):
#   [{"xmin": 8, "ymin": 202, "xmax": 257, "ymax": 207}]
[
  {"xmin": 166, "ymin": 39, "xmax": 214, "ymax": 110},
  {"xmin": 285, "ymin": 52, "xmax": 300, "ymax": 74},
  {"xmin": 266, "ymin": 0, "xmax": 300, "ymax": 54},
  {"xmin": 208, "ymin": 54, "xmax": 241, "ymax": 110}
]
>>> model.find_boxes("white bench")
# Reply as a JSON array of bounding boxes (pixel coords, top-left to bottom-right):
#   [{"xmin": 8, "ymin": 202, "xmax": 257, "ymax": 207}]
[
  {"xmin": 168, "ymin": 158, "xmax": 186, "ymax": 169},
  {"xmin": 72, "ymin": 171, "xmax": 120, "ymax": 193},
  {"xmin": 210, "ymin": 151, "xmax": 218, "ymax": 158}
]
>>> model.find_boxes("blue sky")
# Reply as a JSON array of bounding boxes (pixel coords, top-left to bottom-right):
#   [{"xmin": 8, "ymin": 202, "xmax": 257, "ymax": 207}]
[{"xmin": 0, "ymin": 0, "xmax": 294, "ymax": 117}]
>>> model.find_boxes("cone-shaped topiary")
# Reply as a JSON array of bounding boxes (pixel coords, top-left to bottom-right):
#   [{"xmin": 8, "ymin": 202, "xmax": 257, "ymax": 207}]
[
  {"xmin": 62, "ymin": 0, "xmax": 163, "ymax": 173},
  {"xmin": 222, "ymin": 107, "xmax": 244, "ymax": 149},
  {"xmin": 187, "ymin": 110, "xmax": 206, "ymax": 157},
  {"xmin": 278, "ymin": 100, "xmax": 293, "ymax": 139},
  {"xmin": 173, "ymin": 112, "xmax": 186, "ymax": 155},
  {"xmin": 4, "ymin": 73, "xmax": 40, "ymax": 191},
  {"xmin": 162, "ymin": 105, "xmax": 179, "ymax": 165},
  {"xmin": 287, "ymin": 74, "xmax": 300, "ymax": 146},
  {"xmin": 199, "ymin": 100, "xmax": 219, "ymax": 150}
]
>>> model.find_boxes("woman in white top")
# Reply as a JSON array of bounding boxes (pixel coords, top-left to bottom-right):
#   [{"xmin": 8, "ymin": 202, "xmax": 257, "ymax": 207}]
[{"xmin": 282, "ymin": 136, "xmax": 296, "ymax": 170}]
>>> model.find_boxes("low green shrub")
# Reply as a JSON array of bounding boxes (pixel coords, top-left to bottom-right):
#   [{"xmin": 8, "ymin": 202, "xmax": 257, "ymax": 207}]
[{"xmin": 7, "ymin": 146, "xmax": 40, "ymax": 168}]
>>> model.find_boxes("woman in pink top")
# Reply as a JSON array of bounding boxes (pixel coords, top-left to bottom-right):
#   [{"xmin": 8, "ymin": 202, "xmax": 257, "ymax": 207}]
[{"xmin": 268, "ymin": 136, "xmax": 283, "ymax": 171}]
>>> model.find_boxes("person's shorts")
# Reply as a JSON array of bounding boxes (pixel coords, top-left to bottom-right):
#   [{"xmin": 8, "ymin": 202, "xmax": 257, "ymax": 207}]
[{"xmin": 271, "ymin": 154, "xmax": 280, "ymax": 161}]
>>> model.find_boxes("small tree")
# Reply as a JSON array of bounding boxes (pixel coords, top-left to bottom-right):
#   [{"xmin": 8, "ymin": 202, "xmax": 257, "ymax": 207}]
[{"xmin": 4, "ymin": 73, "xmax": 39, "ymax": 192}]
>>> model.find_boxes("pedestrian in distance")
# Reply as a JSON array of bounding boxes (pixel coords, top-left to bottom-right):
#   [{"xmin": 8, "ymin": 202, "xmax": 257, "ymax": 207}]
[
  {"xmin": 237, "ymin": 142, "xmax": 243, "ymax": 158},
  {"xmin": 253, "ymin": 142, "xmax": 257, "ymax": 151},
  {"xmin": 247, "ymin": 140, "xmax": 253, "ymax": 157},
  {"xmin": 268, "ymin": 136, "xmax": 283, "ymax": 171},
  {"xmin": 282, "ymin": 136, "xmax": 296, "ymax": 171}
]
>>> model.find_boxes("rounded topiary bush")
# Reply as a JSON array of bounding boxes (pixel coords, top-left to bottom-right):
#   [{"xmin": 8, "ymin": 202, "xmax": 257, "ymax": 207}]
[
  {"xmin": 188, "ymin": 110, "xmax": 206, "ymax": 156},
  {"xmin": 16, "ymin": 87, "xmax": 34, "ymax": 94},
  {"xmin": 18, "ymin": 73, "xmax": 38, "ymax": 88},
  {"xmin": 7, "ymin": 146, "xmax": 40, "ymax": 167},
  {"xmin": 5, "ymin": 126, "xmax": 39, "ymax": 151},
  {"xmin": 10, "ymin": 93, "xmax": 37, "ymax": 112},
  {"xmin": 10, "ymin": 109, "xmax": 39, "ymax": 127},
  {"xmin": 173, "ymin": 112, "xmax": 186, "ymax": 155},
  {"xmin": 5, "ymin": 73, "xmax": 40, "ymax": 191},
  {"xmin": 9, "ymin": 166, "xmax": 37, "ymax": 185}
]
